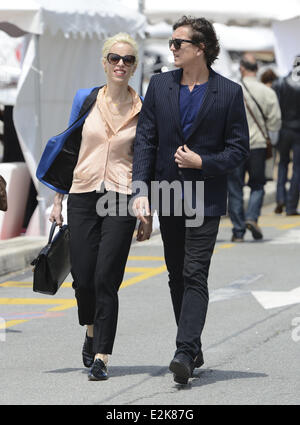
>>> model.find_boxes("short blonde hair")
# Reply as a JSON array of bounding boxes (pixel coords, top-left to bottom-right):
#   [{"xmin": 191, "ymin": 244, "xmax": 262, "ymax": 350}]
[{"xmin": 102, "ymin": 33, "xmax": 139, "ymax": 66}]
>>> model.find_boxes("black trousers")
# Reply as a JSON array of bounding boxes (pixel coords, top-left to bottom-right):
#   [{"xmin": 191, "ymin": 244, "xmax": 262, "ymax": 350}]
[
  {"xmin": 67, "ymin": 191, "xmax": 136, "ymax": 354},
  {"xmin": 159, "ymin": 215, "xmax": 220, "ymax": 361}
]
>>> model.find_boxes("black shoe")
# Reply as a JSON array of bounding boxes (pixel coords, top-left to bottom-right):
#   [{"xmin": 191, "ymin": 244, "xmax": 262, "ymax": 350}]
[
  {"xmin": 245, "ymin": 220, "xmax": 263, "ymax": 240},
  {"xmin": 169, "ymin": 355, "xmax": 193, "ymax": 385},
  {"xmin": 82, "ymin": 333, "xmax": 95, "ymax": 368},
  {"xmin": 286, "ymin": 211, "xmax": 300, "ymax": 216},
  {"xmin": 88, "ymin": 358, "xmax": 108, "ymax": 381},
  {"xmin": 231, "ymin": 235, "xmax": 244, "ymax": 242},
  {"xmin": 194, "ymin": 350, "xmax": 204, "ymax": 369},
  {"xmin": 274, "ymin": 203, "xmax": 284, "ymax": 214}
]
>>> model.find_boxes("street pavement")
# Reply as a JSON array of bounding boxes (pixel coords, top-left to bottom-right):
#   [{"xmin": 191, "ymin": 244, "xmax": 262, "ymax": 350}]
[{"xmin": 0, "ymin": 202, "xmax": 300, "ymax": 405}]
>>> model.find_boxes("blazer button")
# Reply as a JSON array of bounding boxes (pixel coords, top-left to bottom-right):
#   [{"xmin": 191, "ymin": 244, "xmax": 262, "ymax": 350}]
[{"xmin": 178, "ymin": 170, "xmax": 183, "ymax": 176}]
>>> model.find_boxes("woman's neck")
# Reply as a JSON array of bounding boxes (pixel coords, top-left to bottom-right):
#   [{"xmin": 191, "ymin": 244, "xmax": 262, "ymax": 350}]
[{"xmin": 105, "ymin": 82, "xmax": 131, "ymax": 104}]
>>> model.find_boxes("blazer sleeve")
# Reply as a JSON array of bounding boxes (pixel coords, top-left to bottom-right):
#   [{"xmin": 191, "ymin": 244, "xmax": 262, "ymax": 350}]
[
  {"xmin": 132, "ymin": 76, "xmax": 159, "ymax": 191},
  {"xmin": 201, "ymin": 85, "xmax": 250, "ymax": 177},
  {"xmin": 68, "ymin": 90, "xmax": 83, "ymax": 127}
]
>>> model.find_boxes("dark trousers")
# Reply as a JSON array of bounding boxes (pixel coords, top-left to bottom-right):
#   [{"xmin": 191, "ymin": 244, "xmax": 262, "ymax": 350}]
[
  {"xmin": 67, "ymin": 191, "xmax": 136, "ymax": 354},
  {"xmin": 228, "ymin": 148, "xmax": 266, "ymax": 238},
  {"xmin": 276, "ymin": 129, "xmax": 300, "ymax": 213},
  {"xmin": 159, "ymin": 215, "xmax": 220, "ymax": 361}
]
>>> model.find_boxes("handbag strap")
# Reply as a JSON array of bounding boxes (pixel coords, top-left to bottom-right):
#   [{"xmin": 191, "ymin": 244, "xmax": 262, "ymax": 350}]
[
  {"xmin": 48, "ymin": 221, "xmax": 58, "ymax": 245},
  {"xmin": 241, "ymin": 79, "xmax": 269, "ymax": 137},
  {"xmin": 244, "ymin": 97, "xmax": 269, "ymax": 142}
]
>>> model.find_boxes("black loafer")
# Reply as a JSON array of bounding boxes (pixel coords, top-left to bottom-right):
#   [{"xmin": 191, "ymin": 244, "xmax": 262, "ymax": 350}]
[
  {"xmin": 88, "ymin": 358, "xmax": 108, "ymax": 381},
  {"xmin": 171, "ymin": 350, "xmax": 204, "ymax": 384},
  {"xmin": 169, "ymin": 355, "xmax": 193, "ymax": 385},
  {"xmin": 82, "ymin": 333, "xmax": 95, "ymax": 368},
  {"xmin": 194, "ymin": 350, "xmax": 204, "ymax": 369}
]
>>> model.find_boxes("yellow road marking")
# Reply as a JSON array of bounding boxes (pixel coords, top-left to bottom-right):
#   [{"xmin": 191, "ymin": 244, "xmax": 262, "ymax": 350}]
[
  {"xmin": 277, "ymin": 222, "xmax": 300, "ymax": 230},
  {"xmin": 128, "ymin": 256, "xmax": 165, "ymax": 261},
  {"xmin": 214, "ymin": 243, "xmax": 235, "ymax": 254},
  {"xmin": 0, "ymin": 298, "xmax": 77, "ymax": 330},
  {"xmin": 0, "ymin": 246, "xmax": 236, "ymax": 330},
  {"xmin": 121, "ymin": 265, "xmax": 167, "ymax": 289},
  {"xmin": 0, "ymin": 266, "xmax": 164, "ymax": 289},
  {"xmin": 1, "ymin": 319, "xmax": 28, "ymax": 329},
  {"xmin": 0, "ymin": 298, "xmax": 76, "ymax": 311},
  {"xmin": 0, "ymin": 281, "xmax": 33, "ymax": 288}
]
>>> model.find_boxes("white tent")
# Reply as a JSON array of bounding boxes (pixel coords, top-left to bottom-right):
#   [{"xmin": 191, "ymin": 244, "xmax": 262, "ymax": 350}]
[
  {"xmin": 273, "ymin": 17, "xmax": 300, "ymax": 76},
  {"xmin": 144, "ymin": 0, "xmax": 300, "ymax": 25},
  {"xmin": 0, "ymin": 31, "xmax": 22, "ymax": 105},
  {"xmin": 213, "ymin": 24, "xmax": 274, "ymax": 52},
  {"xmin": 0, "ymin": 0, "xmax": 146, "ymax": 234}
]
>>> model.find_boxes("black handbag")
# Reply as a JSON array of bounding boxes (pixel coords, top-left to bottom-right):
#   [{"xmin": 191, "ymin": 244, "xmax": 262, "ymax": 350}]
[{"xmin": 31, "ymin": 221, "xmax": 71, "ymax": 295}]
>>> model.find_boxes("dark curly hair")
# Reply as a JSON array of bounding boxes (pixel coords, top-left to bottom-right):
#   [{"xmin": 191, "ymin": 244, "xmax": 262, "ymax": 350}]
[{"xmin": 173, "ymin": 16, "xmax": 220, "ymax": 67}]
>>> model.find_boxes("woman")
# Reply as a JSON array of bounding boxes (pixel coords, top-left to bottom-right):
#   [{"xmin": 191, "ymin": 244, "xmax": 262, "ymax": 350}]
[{"xmin": 36, "ymin": 33, "xmax": 152, "ymax": 381}]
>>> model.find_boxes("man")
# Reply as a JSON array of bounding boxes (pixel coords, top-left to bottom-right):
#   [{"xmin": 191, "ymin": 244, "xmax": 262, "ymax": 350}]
[
  {"xmin": 273, "ymin": 56, "xmax": 300, "ymax": 215},
  {"xmin": 227, "ymin": 53, "xmax": 281, "ymax": 242},
  {"xmin": 132, "ymin": 16, "xmax": 249, "ymax": 384}
]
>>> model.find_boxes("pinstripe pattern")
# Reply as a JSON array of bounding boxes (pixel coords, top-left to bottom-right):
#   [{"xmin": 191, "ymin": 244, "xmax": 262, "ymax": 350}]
[{"xmin": 132, "ymin": 68, "xmax": 250, "ymax": 216}]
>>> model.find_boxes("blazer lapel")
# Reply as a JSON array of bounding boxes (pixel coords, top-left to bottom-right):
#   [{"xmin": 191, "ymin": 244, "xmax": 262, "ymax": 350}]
[
  {"xmin": 186, "ymin": 68, "xmax": 218, "ymax": 141},
  {"xmin": 168, "ymin": 69, "xmax": 184, "ymax": 139}
]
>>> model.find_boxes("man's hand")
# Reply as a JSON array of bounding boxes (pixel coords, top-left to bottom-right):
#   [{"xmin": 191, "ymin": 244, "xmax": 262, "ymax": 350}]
[
  {"xmin": 174, "ymin": 144, "xmax": 202, "ymax": 169},
  {"xmin": 132, "ymin": 196, "xmax": 151, "ymax": 224},
  {"xmin": 136, "ymin": 216, "xmax": 153, "ymax": 241}
]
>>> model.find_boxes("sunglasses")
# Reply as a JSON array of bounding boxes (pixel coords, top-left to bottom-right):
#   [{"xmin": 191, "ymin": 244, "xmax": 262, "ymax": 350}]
[
  {"xmin": 168, "ymin": 38, "xmax": 196, "ymax": 50},
  {"xmin": 106, "ymin": 53, "xmax": 136, "ymax": 67}
]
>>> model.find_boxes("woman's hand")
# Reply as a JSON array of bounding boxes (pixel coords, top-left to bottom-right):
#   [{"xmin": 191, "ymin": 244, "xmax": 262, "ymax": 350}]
[
  {"xmin": 136, "ymin": 216, "xmax": 153, "ymax": 242},
  {"xmin": 49, "ymin": 192, "xmax": 64, "ymax": 227},
  {"xmin": 174, "ymin": 144, "xmax": 202, "ymax": 169}
]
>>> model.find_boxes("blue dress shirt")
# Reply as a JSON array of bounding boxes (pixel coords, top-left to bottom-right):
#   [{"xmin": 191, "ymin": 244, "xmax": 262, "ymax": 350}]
[{"xmin": 179, "ymin": 82, "xmax": 208, "ymax": 140}]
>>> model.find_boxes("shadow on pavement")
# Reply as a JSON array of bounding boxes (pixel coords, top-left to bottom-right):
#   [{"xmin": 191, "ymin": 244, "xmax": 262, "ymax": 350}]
[
  {"xmin": 187, "ymin": 368, "xmax": 268, "ymax": 388},
  {"xmin": 44, "ymin": 365, "xmax": 170, "ymax": 377},
  {"xmin": 44, "ymin": 368, "xmax": 89, "ymax": 374}
]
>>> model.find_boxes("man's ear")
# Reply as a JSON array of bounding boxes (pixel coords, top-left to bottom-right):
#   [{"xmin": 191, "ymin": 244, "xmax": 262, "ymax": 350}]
[{"xmin": 196, "ymin": 43, "xmax": 205, "ymax": 57}]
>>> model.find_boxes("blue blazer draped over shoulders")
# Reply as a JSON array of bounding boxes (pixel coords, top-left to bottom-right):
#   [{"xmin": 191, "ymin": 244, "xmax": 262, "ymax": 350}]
[{"xmin": 36, "ymin": 87, "xmax": 143, "ymax": 194}]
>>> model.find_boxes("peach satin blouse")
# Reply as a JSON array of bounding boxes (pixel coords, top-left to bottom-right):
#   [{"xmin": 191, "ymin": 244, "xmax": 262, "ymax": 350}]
[{"xmin": 69, "ymin": 86, "xmax": 142, "ymax": 195}]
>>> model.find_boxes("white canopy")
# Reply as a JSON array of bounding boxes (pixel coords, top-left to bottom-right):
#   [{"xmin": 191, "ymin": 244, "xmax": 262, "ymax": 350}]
[
  {"xmin": 0, "ymin": 0, "xmax": 145, "ymax": 37},
  {"xmin": 273, "ymin": 17, "xmax": 300, "ymax": 76},
  {"xmin": 144, "ymin": 0, "xmax": 300, "ymax": 25},
  {"xmin": 0, "ymin": 31, "xmax": 22, "ymax": 105},
  {"xmin": 0, "ymin": 0, "xmax": 146, "ymax": 234},
  {"xmin": 213, "ymin": 24, "xmax": 274, "ymax": 52}
]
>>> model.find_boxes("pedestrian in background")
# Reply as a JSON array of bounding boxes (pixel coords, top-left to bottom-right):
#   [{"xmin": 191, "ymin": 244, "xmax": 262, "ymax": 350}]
[
  {"xmin": 36, "ymin": 33, "xmax": 151, "ymax": 381},
  {"xmin": 132, "ymin": 16, "xmax": 249, "ymax": 384},
  {"xmin": 273, "ymin": 56, "xmax": 300, "ymax": 215},
  {"xmin": 260, "ymin": 68, "xmax": 280, "ymax": 181},
  {"xmin": 228, "ymin": 53, "xmax": 281, "ymax": 242},
  {"xmin": 260, "ymin": 68, "xmax": 278, "ymax": 88}
]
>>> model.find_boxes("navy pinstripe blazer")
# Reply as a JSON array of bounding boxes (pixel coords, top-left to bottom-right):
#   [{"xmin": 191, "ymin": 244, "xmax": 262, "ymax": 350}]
[{"xmin": 132, "ymin": 67, "xmax": 250, "ymax": 216}]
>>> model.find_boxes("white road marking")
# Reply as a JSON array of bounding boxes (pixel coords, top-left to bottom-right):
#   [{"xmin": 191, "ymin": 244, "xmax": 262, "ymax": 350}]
[
  {"xmin": 252, "ymin": 287, "xmax": 300, "ymax": 309},
  {"xmin": 268, "ymin": 229, "xmax": 300, "ymax": 244},
  {"xmin": 210, "ymin": 274, "xmax": 264, "ymax": 303}
]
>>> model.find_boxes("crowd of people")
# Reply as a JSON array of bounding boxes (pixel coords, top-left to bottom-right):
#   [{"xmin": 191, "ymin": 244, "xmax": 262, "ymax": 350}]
[{"xmin": 227, "ymin": 52, "xmax": 300, "ymax": 242}]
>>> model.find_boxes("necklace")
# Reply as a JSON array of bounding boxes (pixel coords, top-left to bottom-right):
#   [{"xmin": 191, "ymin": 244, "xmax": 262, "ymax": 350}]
[{"xmin": 103, "ymin": 86, "xmax": 133, "ymax": 116}]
